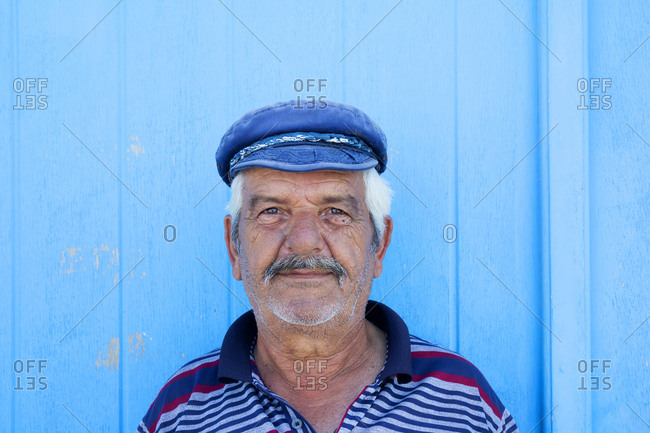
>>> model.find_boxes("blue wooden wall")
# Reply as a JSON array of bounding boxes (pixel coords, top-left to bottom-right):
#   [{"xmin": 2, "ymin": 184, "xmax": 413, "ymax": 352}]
[{"xmin": 2, "ymin": 1, "xmax": 649, "ymax": 431}]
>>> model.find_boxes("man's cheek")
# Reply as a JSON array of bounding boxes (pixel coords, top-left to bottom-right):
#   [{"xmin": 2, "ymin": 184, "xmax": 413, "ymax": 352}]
[
  {"xmin": 247, "ymin": 225, "xmax": 285, "ymax": 247},
  {"xmin": 247, "ymin": 230, "xmax": 261, "ymax": 246},
  {"xmin": 337, "ymin": 225, "xmax": 370, "ymax": 251}
]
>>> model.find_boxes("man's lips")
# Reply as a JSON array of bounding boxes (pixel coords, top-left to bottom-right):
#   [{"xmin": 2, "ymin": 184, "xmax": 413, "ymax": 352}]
[{"xmin": 279, "ymin": 270, "xmax": 332, "ymax": 278}]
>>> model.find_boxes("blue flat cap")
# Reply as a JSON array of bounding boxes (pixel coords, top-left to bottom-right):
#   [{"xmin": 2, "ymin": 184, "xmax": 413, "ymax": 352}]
[{"xmin": 216, "ymin": 100, "xmax": 388, "ymax": 186}]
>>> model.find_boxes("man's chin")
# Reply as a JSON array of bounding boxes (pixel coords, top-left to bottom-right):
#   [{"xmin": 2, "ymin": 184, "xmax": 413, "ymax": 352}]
[{"xmin": 267, "ymin": 299, "xmax": 346, "ymax": 327}]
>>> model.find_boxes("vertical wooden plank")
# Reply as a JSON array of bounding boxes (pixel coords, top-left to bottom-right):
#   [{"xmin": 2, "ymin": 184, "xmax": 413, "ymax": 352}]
[
  {"xmin": 547, "ymin": 0, "xmax": 591, "ymax": 431},
  {"xmin": 457, "ymin": 0, "xmax": 541, "ymax": 429},
  {"xmin": 450, "ymin": 0, "xmax": 461, "ymax": 354},
  {"xmin": 121, "ymin": 1, "xmax": 237, "ymax": 428},
  {"xmin": 117, "ymin": 6, "xmax": 126, "ymax": 431},
  {"xmin": 339, "ymin": 0, "xmax": 456, "ymax": 350},
  {"xmin": 20, "ymin": 2, "xmax": 122, "ymax": 431},
  {"xmin": 537, "ymin": 1, "xmax": 554, "ymax": 431},
  {"xmin": 589, "ymin": 0, "xmax": 650, "ymax": 430},
  {"xmin": 2, "ymin": 2, "xmax": 17, "ymax": 430}
]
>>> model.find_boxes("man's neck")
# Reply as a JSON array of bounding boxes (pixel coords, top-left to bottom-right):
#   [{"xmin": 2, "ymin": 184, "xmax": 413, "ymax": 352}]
[
  {"xmin": 254, "ymin": 317, "xmax": 385, "ymax": 386},
  {"xmin": 252, "ymin": 317, "xmax": 387, "ymax": 432}
]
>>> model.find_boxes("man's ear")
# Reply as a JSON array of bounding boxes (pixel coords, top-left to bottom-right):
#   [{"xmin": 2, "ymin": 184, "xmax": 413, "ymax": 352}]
[
  {"xmin": 224, "ymin": 215, "xmax": 242, "ymax": 281},
  {"xmin": 373, "ymin": 216, "xmax": 393, "ymax": 278}
]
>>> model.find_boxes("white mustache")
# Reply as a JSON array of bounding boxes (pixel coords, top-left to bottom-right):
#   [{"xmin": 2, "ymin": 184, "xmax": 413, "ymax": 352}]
[{"xmin": 263, "ymin": 255, "xmax": 348, "ymax": 286}]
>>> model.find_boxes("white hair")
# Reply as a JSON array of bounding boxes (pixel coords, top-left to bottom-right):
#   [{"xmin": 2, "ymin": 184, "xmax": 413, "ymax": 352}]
[{"xmin": 226, "ymin": 168, "xmax": 392, "ymax": 249}]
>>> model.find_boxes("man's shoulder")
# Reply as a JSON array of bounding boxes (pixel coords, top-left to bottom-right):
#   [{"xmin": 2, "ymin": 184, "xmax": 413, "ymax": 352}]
[
  {"xmin": 405, "ymin": 335, "xmax": 514, "ymax": 426},
  {"xmin": 137, "ymin": 348, "xmax": 228, "ymax": 433},
  {"xmin": 408, "ymin": 333, "xmax": 481, "ymax": 368},
  {"xmin": 408, "ymin": 334, "xmax": 493, "ymax": 382}
]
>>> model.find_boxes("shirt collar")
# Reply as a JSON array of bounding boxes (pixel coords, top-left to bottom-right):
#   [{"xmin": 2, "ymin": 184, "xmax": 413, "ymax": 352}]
[{"xmin": 217, "ymin": 300, "xmax": 413, "ymax": 384}]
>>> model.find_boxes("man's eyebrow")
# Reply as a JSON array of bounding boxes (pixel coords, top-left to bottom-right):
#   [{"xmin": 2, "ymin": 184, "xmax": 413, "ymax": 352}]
[
  {"xmin": 248, "ymin": 194, "xmax": 362, "ymax": 212},
  {"xmin": 321, "ymin": 195, "xmax": 362, "ymax": 212},
  {"xmin": 248, "ymin": 195, "xmax": 288, "ymax": 210}
]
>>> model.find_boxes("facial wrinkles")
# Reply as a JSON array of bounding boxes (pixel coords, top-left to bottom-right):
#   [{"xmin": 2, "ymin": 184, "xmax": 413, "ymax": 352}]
[
  {"xmin": 262, "ymin": 231, "xmax": 367, "ymax": 327},
  {"xmin": 239, "ymin": 170, "xmax": 375, "ymax": 328},
  {"xmin": 346, "ymin": 246, "xmax": 374, "ymax": 321},
  {"xmin": 239, "ymin": 249, "xmax": 270, "ymax": 328},
  {"xmin": 238, "ymin": 239, "xmax": 338, "ymax": 327},
  {"xmin": 264, "ymin": 266, "xmax": 348, "ymax": 327},
  {"xmin": 242, "ymin": 247, "xmax": 371, "ymax": 329},
  {"xmin": 261, "ymin": 245, "xmax": 374, "ymax": 328}
]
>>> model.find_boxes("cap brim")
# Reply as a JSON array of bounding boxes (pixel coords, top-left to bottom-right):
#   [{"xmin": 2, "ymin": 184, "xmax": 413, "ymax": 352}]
[{"xmin": 230, "ymin": 143, "xmax": 379, "ymax": 180}]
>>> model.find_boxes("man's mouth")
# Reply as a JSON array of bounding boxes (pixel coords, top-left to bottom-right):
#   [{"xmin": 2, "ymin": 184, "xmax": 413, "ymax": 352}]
[{"xmin": 280, "ymin": 269, "xmax": 331, "ymax": 278}]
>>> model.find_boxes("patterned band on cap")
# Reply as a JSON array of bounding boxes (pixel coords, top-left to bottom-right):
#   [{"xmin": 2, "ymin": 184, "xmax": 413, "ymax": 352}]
[{"xmin": 229, "ymin": 131, "xmax": 376, "ymax": 171}]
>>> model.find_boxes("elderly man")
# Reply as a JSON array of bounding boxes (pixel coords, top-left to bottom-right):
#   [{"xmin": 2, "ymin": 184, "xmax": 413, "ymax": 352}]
[{"xmin": 137, "ymin": 101, "xmax": 519, "ymax": 433}]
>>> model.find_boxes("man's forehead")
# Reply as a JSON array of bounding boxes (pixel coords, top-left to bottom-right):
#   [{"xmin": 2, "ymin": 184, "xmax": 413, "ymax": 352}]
[{"xmin": 242, "ymin": 168, "xmax": 365, "ymax": 204}]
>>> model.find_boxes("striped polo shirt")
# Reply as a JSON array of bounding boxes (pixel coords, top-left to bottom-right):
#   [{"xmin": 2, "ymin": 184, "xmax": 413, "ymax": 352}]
[{"xmin": 137, "ymin": 301, "xmax": 519, "ymax": 433}]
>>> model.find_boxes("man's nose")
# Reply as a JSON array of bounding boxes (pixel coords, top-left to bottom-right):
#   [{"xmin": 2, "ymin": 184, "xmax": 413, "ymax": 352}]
[{"xmin": 282, "ymin": 211, "xmax": 326, "ymax": 256}]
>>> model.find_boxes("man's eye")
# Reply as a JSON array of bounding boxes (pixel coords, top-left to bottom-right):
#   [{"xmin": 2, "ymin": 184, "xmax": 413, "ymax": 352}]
[
  {"xmin": 261, "ymin": 207, "xmax": 279, "ymax": 215},
  {"xmin": 325, "ymin": 208, "xmax": 351, "ymax": 224}
]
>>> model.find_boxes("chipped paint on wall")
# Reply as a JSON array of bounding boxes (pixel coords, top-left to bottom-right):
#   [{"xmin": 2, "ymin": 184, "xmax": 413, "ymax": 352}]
[
  {"xmin": 128, "ymin": 136, "xmax": 144, "ymax": 157},
  {"xmin": 93, "ymin": 333, "xmax": 154, "ymax": 368},
  {"xmin": 95, "ymin": 337, "xmax": 120, "ymax": 370},
  {"xmin": 60, "ymin": 247, "xmax": 84, "ymax": 274},
  {"xmin": 128, "ymin": 332, "xmax": 152, "ymax": 361},
  {"xmin": 60, "ymin": 245, "xmax": 123, "ymax": 278},
  {"xmin": 126, "ymin": 248, "xmax": 145, "ymax": 283},
  {"xmin": 127, "ymin": 136, "xmax": 145, "ymax": 169},
  {"xmin": 128, "ymin": 332, "xmax": 145, "ymax": 357},
  {"xmin": 92, "ymin": 244, "xmax": 119, "ymax": 273}
]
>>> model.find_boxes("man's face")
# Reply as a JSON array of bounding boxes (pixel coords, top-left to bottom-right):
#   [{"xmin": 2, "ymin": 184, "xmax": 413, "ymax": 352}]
[{"xmin": 224, "ymin": 168, "xmax": 391, "ymax": 327}]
